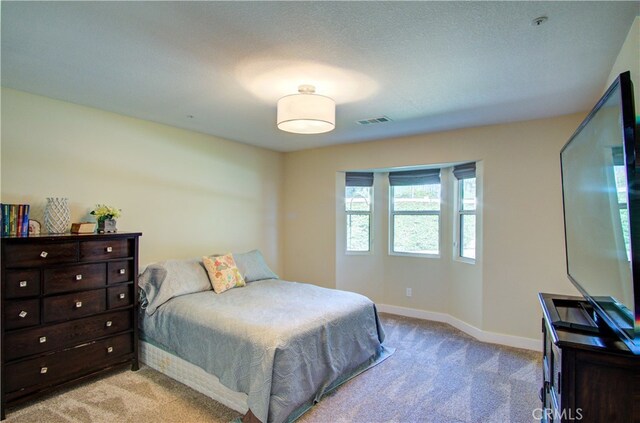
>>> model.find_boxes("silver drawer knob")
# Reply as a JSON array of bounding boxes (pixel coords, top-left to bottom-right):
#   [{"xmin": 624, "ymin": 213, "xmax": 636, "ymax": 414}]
[
  {"xmin": 19, "ymin": 310, "xmax": 28, "ymax": 318},
  {"xmin": 75, "ymin": 274, "xmax": 83, "ymax": 281},
  {"xmin": 119, "ymin": 293, "xmax": 126, "ymax": 300},
  {"xmin": 119, "ymin": 269, "xmax": 126, "ymax": 275},
  {"xmin": 39, "ymin": 336, "xmax": 47, "ymax": 343},
  {"xmin": 40, "ymin": 367, "xmax": 48, "ymax": 374},
  {"xmin": 19, "ymin": 280, "xmax": 28, "ymax": 288},
  {"xmin": 106, "ymin": 320, "xmax": 113, "ymax": 327},
  {"xmin": 40, "ymin": 251, "xmax": 48, "ymax": 258},
  {"xmin": 107, "ymin": 346, "xmax": 113, "ymax": 353},
  {"xmin": 106, "ymin": 246, "xmax": 113, "ymax": 253},
  {"xmin": 75, "ymin": 301, "xmax": 83, "ymax": 308}
]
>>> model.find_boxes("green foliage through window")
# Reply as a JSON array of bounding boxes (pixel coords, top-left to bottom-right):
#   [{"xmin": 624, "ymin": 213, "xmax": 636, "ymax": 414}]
[
  {"xmin": 614, "ymin": 166, "xmax": 630, "ymax": 260},
  {"xmin": 458, "ymin": 177, "xmax": 476, "ymax": 260},
  {"xmin": 391, "ymin": 183, "xmax": 440, "ymax": 255},
  {"xmin": 346, "ymin": 186, "xmax": 372, "ymax": 252}
]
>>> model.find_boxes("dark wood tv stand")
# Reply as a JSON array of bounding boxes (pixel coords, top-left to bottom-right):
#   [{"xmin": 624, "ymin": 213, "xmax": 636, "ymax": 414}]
[{"xmin": 538, "ymin": 293, "xmax": 640, "ymax": 423}]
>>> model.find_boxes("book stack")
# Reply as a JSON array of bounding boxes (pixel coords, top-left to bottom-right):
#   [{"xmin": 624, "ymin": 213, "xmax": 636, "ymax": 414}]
[{"xmin": 1, "ymin": 204, "xmax": 31, "ymax": 237}]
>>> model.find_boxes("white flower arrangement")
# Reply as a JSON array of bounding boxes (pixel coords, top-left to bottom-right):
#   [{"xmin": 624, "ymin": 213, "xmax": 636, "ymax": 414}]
[{"xmin": 90, "ymin": 204, "xmax": 122, "ymax": 222}]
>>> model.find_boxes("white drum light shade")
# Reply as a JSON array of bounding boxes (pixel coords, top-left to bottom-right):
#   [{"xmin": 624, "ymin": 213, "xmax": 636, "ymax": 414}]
[{"xmin": 277, "ymin": 85, "xmax": 335, "ymax": 134}]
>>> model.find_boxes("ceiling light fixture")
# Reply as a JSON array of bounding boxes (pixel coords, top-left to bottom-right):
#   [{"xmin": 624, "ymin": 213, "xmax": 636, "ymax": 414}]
[{"xmin": 277, "ymin": 85, "xmax": 335, "ymax": 134}]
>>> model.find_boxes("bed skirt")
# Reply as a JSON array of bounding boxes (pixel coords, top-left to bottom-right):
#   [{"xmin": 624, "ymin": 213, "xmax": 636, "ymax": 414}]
[
  {"xmin": 139, "ymin": 340, "xmax": 249, "ymax": 414},
  {"xmin": 140, "ymin": 339, "xmax": 394, "ymax": 422}
]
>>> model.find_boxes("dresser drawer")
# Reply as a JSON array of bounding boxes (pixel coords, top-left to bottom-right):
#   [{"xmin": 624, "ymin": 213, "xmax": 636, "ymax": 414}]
[
  {"xmin": 4, "ymin": 299, "xmax": 40, "ymax": 330},
  {"xmin": 3, "ymin": 242, "xmax": 78, "ymax": 267},
  {"xmin": 4, "ymin": 310, "xmax": 132, "ymax": 361},
  {"xmin": 80, "ymin": 239, "xmax": 130, "ymax": 261},
  {"xmin": 551, "ymin": 342, "xmax": 562, "ymax": 406},
  {"xmin": 108, "ymin": 260, "xmax": 132, "ymax": 284},
  {"xmin": 43, "ymin": 289, "xmax": 106, "ymax": 323},
  {"xmin": 107, "ymin": 285, "xmax": 133, "ymax": 309},
  {"xmin": 5, "ymin": 269, "xmax": 40, "ymax": 299},
  {"xmin": 44, "ymin": 263, "xmax": 106, "ymax": 294},
  {"xmin": 5, "ymin": 332, "xmax": 133, "ymax": 394}
]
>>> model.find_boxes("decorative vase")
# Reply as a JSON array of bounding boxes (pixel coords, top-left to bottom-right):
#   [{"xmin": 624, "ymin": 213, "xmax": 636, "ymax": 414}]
[
  {"xmin": 98, "ymin": 218, "xmax": 117, "ymax": 233},
  {"xmin": 44, "ymin": 197, "xmax": 71, "ymax": 234}
]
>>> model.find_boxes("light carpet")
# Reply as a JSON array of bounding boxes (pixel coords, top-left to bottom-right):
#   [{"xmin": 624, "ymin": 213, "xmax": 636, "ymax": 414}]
[{"xmin": 4, "ymin": 313, "xmax": 541, "ymax": 423}]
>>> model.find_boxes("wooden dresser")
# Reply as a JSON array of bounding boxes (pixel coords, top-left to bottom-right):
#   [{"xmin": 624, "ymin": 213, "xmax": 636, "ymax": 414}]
[
  {"xmin": 539, "ymin": 293, "xmax": 640, "ymax": 423},
  {"xmin": 1, "ymin": 232, "xmax": 142, "ymax": 419}
]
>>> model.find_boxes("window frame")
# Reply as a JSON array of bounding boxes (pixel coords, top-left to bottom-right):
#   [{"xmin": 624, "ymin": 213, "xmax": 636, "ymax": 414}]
[
  {"xmin": 455, "ymin": 176, "xmax": 477, "ymax": 263},
  {"xmin": 389, "ymin": 183, "xmax": 441, "ymax": 258},
  {"xmin": 345, "ymin": 185, "xmax": 373, "ymax": 254}
]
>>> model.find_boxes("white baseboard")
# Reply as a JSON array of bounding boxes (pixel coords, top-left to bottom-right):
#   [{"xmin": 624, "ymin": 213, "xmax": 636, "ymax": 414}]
[{"xmin": 377, "ymin": 303, "xmax": 541, "ymax": 352}]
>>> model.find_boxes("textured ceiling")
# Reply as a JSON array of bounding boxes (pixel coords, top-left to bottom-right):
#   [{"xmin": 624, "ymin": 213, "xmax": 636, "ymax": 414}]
[{"xmin": 2, "ymin": 1, "xmax": 638, "ymax": 152}]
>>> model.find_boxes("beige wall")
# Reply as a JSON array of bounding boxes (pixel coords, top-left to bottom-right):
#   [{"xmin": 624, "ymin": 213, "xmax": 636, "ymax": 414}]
[
  {"xmin": 606, "ymin": 16, "xmax": 639, "ymax": 105},
  {"xmin": 335, "ymin": 166, "xmax": 483, "ymax": 329},
  {"xmin": 283, "ymin": 115, "xmax": 584, "ymax": 340},
  {"xmin": 449, "ymin": 161, "xmax": 484, "ymax": 329},
  {"xmin": 1, "ymin": 88, "xmax": 284, "ymax": 271}
]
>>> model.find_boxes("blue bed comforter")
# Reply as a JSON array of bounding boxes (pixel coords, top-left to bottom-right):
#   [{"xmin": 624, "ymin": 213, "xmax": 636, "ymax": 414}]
[{"xmin": 139, "ymin": 279, "xmax": 385, "ymax": 423}]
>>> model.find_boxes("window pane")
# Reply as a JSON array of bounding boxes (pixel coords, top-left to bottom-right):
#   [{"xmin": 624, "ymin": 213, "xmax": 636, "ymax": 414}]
[
  {"xmin": 620, "ymin": 208, "xmax": 630, "ymax": 261},
  {"xmin": 392, "ymin": 184, "xmax": 440, "ymax": 211},
  {"xmin": 347, "ymin": 214, "xmax": 370, "ymax": 251},
  {"xmin": 460, "ymin": 178, "xmax": 476, "ymax": 211},
  {"xmin": 614, "ymin": 166, "xmax": 630, "ymax": 260},
  {"xmin": 614, "ymin": 166, "xmax": 627, "ymax": 205},
  {"xmin": 346, "ymin": 186, "xmax": 371, "ymax": 212},
  {"xmin": 393, "ymin": 214, "xmax": 439, "ymax": 254},
  {"xmin": 460, "ymin": 214, "xmax": 476, "ymax": 259}
]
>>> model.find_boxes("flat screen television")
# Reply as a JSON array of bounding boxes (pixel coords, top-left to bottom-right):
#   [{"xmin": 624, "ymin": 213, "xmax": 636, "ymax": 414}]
[{"xmin": 560, "ymin": 71, "xmax": 639, "ymax": 354}]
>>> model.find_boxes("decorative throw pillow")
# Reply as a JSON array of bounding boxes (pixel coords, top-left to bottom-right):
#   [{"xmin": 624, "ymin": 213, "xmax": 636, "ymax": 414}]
[{"xmin": 202, "ymin": 254, "xmax": 246, "ymax": 294}]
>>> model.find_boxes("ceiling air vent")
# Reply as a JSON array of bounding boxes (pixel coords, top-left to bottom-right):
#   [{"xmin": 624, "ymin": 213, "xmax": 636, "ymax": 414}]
[{"xmin": 356, "ymin": 116, "xmax": 393, "ymax": 125}]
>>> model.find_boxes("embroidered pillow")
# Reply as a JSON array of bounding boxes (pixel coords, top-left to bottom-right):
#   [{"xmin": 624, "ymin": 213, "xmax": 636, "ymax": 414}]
[{"xmin": 202, "ymin": 254, "xmax": 246, "ymax": 294}]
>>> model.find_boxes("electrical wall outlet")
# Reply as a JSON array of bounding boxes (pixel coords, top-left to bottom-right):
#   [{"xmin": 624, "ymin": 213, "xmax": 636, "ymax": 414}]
[{"xmin": 406, "ymin": 288, "xmax": 412, "ymax": 297}]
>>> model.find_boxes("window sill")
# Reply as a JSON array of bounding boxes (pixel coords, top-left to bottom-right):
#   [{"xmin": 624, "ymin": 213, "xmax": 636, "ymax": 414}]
[
  {"xmin": 345, "ymin": 250, "xmax": 372, "ymax": 256},
  {"xmin": 454, "ymin": 256, "xmax": 476, "ymax": 265},
  {"xmin": 389, "ymin": 251, "xmax": 440, "ymax": 259}
]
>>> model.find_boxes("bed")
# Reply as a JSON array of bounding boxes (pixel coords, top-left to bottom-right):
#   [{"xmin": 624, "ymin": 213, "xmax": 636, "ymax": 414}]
[{"xmin": 137, "ymin": 251, "xmax": 389, "ymax": 423}]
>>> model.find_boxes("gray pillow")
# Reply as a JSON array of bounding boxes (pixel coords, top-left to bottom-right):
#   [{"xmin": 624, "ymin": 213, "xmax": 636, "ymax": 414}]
[
  {"xmin": 138, "ymin": 258, "xmax": 212, "ymax": 315},
  {"xmin": 233, "ymin": 249, "xmax": 279, "ymax": 282}
]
